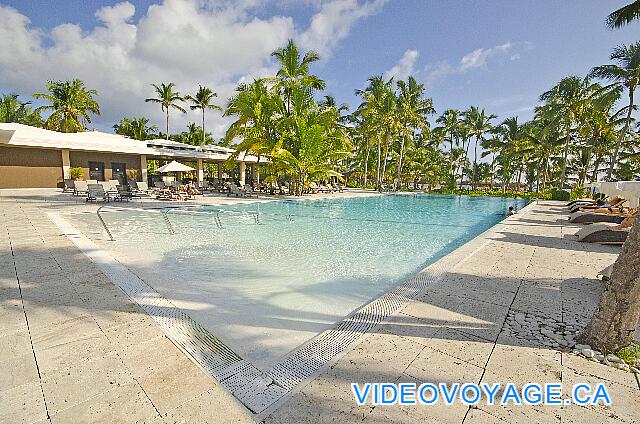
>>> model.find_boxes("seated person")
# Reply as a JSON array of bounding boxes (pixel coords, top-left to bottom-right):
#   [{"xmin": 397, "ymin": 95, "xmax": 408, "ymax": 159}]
[{"xmin": 186, "ymin": 182, "xmax": 201, "ymax": 196}]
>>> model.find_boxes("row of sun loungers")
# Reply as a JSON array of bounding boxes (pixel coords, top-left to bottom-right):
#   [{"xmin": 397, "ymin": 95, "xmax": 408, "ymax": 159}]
[{"xmin": 565, "ymin": 197, "xmax": 635, "ymax": 245}]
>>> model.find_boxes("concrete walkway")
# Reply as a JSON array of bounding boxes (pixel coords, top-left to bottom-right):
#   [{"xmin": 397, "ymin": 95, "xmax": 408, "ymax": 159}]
[
  {"xmin": 264, "ymin": 201, "xmax": 639, "ymax": 423},
  {"xmin": 1, "ymin": 191, "xmax": 638, "ymax": 423}
]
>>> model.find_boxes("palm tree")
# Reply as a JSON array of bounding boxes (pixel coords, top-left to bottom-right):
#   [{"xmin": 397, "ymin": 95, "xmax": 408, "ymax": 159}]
[
  {"xmin": 185, "ymin": 85, "xmax": 222, "ymax": 145},
  {"xmin": 355, "ymin": 75, "xmax": 399, "ymax": 191},
  {"xmin": 537, "ymin": 76, "xmax": 599, "ymax": 188},
  {"xmin": 271, "ymin": 39, "xmax": 325, "ymax": 115},
  {"xmin": 114, "ymin": 117, "xmax": 157, "ymax": 141},
  {"xmin": 590, "ymin": 42, "xmax": 640, "ymax": 179},
  {"xmin": 0, "ymin": 93, "xmax": 42, "ymax": 126},
  {"xmin": 225, "ymin": 79, "xmax": 282, "ymax": 161},
  {"xmin": 606, "ymin": 0, "xmax": 640, "ymax": 29},
  {"xmin": 395, "ymin": 77, "xmax": 434, "ymax": 189},
  {"xmin": 33, "ymin": 79, "xmax": 100, "ymax": 133},
  {"xmin": 463, "ymin": 106, "xmax": 496, "ymax": 188},
  {"xmin": 145, "ymin": 83, "xmax": 186, "ymax": 139},
  {"xmin": 435, "ymin": 109, "xmax": 462, "ymax": 181}
]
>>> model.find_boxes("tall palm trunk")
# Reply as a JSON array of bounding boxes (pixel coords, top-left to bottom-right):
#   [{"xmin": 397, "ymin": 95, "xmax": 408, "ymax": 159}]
[
  {"xmin": 607, "ymin": 89, "xmax": 634, "ymax": 180},
  {"xmin": 376, "ymin": 135, "xmax": 382, "ymax": 191},
  {"xmin": 472, "ymin": 136, "xmax": 480, "ymax": 189},
  {"xmin": 381, "ymin": 131, "xmax": 390, "ymax": 192},
  {"xmin": 165, "ymin": 108, "xmax": 170, "ymax": 140},
  {"xmin": 559, "ymin": 133, "xmax": 571, "ymax": 188},
  {"xmin": 364, "ymin": 143, "xmax": 371, "ymax": 188},
  {"xmin": 460, "ymin": 137, "xmax": 470, "ymax": 189},
  {"xmin": 449, "ymin": 138, "xmax": 455, "ymax": 179},
  {"xmin": 201, "ymin": 110, "xmax": 206, "ymax": 145},
  {"xmin": 579, "ymin": 217, "xmax": 640, "ymax": 352},
  {"xmin": 489, "ymin": 153, "xmax": 496, "ymax": 189},
  {"xmin": 396, "ymin": 133, "xmax": 408, "ymax": 191}
]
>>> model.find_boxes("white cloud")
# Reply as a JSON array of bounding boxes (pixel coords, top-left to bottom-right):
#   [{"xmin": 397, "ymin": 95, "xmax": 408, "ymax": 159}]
[
  {"xmin": 418, "ymin": 41, "xmax": 531, "ymax": 85},
  {"xmin": 383, "ymin": 49, "xmax": 418, "ymax": 80},
  {"xmin": 0, "ymin": 0, "xmax": 383, "ymax": 137},
  {"xmin": 299, "ymin": 0, "xmax": 387, "ymax": 58},
  {"xmin": 459, "ymin": 42, "xmax": 513, "ymax": 71}
]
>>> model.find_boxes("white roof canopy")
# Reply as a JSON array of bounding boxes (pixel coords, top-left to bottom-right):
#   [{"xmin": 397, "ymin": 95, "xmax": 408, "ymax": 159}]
[
  {"xmin": 0, "ymin": 123, "xmax": 260, "ymax": 163},
  {"xmin": 156, "ymin": 161, "xmax": 195, "ymax": 173}
]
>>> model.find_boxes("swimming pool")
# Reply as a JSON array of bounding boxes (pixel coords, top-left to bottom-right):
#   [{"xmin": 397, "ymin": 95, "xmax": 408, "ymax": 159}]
[{"xmin": 71, "ymin": 194, "xmax": 528, "ymax": 368}]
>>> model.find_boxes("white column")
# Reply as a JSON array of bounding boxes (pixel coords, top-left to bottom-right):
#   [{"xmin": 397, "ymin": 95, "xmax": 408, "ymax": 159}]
[
  {"xmin": 197, "ymin": 159, "xmax": 204, "ymax": 184},
  {"xmin": 239, "ymin": 161, "xmax": 246, "ymax": 186},
  {"xmin": 61, "ymin": 149, "xmax": 70, "ymax": 179},
  {"xmin": 140, "ymin": 155, "xmax": 147, "ymax": 182}
]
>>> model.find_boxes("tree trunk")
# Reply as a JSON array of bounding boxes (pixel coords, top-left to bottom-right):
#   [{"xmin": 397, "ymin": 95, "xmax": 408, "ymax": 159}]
[
  {"xmin": 579, "ymin": 217, "xmax": 640, "ymax": 352},
  {"xmin": 397, "ymin": 134, "xmax": 407, "ymax": 191},
  {"xmin": 364, "ymin": 143, "xmax": 370, "ymax": 188},
  {"xmin": 460, "ymin": 138, "xmax": 470, "ymax": 189},
  {"xmin": 449, "ymin": 135, "xmax": 455, "ymax": 179},
  {"xmin": 165, "ymin": 109, "xmax": 170, "ymax": 140},
  {"xmin": 472, "ymin": 136, "xmax": 479, "ymax": 189},
  {"xmin": 202, "ymin": 109, "xmax": 206, "ymax": 145},
  {"xmin": 376, "ymin": 135, "xmax": 382, "ymax": 191},
  {"xmin": 381, "ymin": 131, "xmax": 390, "ymax": 192},
  {"xmin": 607, "ymin": 89, "xmax": 634, "ymax": 181},
  {"xmin": 559, "ymin": 133, "xmax": 570, "ymax": 188}
]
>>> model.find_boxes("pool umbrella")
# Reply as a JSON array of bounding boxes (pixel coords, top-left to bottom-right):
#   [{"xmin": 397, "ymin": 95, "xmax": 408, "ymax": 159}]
[{"xmin": 156, "ymin": 161, "xmax": 195, "ymax": 173}]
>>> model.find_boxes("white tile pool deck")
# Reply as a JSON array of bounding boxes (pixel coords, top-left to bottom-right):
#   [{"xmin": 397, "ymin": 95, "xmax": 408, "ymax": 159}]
[{"xmin": 0, "ymin": 189, "xmax": 638, "ymax": 423}]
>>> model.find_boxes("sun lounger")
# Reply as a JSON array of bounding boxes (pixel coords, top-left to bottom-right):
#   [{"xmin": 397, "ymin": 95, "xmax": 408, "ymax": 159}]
[
  {"xmin": 575, "ymin": 223, "xmax": 629, "ymax": 245},
  {"xmin": 86, "ymin": 184, "xmax": 110, "ymax": 202},
  {"xmin": 318, "ymin": 184, "xmax": 333, "ymax": 193},
  {"xmin": 568, "ymin": 211, "xmax": 626, "ymax": 224},
  {"xmin": 63, "ymin": 179, "xmax": 75, "ymax": 192},
  {"xmin": 566, "ymin": 198, "xmax": 596, "ymax": 207},
  {"xmin": 73, "ymin": 180, "xmax": 88, "ymax": 196},
  {"xmin": 227, "ymin": 183, "xmax": 245, "ymax": 197},
  {"xmin": 87, "ymin": 180, "xmax": 98, "ymax": 185},
  {"xmin": 114, "ymin": 185, "xmax": 132, "ymax": 202},
  {"xmin": 308, "ymin": 182, "xmax": 320, "ymax": 194},
  {"xmin": 242, "ymin": 185, "xmax": 259, "ymax": 198},
  {"xmin": 568, "ymin": 197, "xmax": 625, "ymax": 213}
]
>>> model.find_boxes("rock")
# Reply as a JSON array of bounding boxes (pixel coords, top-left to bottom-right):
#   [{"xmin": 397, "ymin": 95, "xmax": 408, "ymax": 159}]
[
  {"xmin": 572, "ymin": 350, "xmax": 581, "ymax": 355},
  {"xmin": 595, "ymin": 354, "xmax": 605, "ymax": 362},
  {"xmin": 605, "ymin": 354, "xmax": 623, "ymax": 364},
  {"xmin": 575, "ymin": 344, "xmax": 590, "ymax": 350},
  {"xmin": 588, "ymin": 357, "xmax": 599, "ymax": 362},
  {"xmin": 581, "ymin": 349, "xmax": 595, "ymax": 358},
  {"xmin": 612, "ymin": 363, "xmax": 630, "ymax": 372},
  {"xmin": 602, "ymin": 359, "xmax": 611, "ymax": 366}
]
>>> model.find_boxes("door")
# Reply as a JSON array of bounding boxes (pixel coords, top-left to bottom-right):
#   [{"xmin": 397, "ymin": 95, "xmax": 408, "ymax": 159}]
[
  {"xmin": 88, "ymin": 162, "xmax": 105, "ymax": 181},
  {"xmin": 111, "ymin": 163, "xmax": 127, "ymax": 185}
]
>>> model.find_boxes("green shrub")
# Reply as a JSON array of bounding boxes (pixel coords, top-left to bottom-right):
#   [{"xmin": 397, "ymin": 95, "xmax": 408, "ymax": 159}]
[
  {"xmin": 570, "ymin": 186, "xmax": 587, "ymax": 201},
  {"xmin": 70, "ymin": 167, "xmax": 84, "ymax": 180},
  {"xmin": 551, "ymin": 189, "xmax": 570, "ymax": 201},
  {"xmin": 616, "ymin": 344, "xmax": 640, "ymax": 364}
]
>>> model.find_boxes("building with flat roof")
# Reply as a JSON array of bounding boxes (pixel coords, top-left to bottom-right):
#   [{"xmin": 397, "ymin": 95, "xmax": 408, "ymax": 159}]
[{"xmin": 0, "ymin": 123, "xmax": 257, "ymax": 189}]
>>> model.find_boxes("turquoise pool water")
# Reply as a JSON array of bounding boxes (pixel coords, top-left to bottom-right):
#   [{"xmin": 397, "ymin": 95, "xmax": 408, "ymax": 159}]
[{"xmin": 72, "ymin": 194, "xmax": 528, "ymax": 367}]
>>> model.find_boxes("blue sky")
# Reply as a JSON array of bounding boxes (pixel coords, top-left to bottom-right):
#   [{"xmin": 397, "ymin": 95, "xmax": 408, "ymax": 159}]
[{"xmin": 0, "ymin": 0, "xmax": 637, "ymax": 135}]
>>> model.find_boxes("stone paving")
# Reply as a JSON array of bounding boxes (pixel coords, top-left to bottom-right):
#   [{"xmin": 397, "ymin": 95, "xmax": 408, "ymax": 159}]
[
  {"xmin": 264, "ymin": 201, "xmax": 639, "ymax": 423},
  {"xmin": 1, "ymin": 191, "xmax": 638, "ymax": 423}
]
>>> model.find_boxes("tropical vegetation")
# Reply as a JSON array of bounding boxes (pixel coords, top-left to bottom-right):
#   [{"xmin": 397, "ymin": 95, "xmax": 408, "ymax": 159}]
[{"xmin": 1, "ymin": 7, "xmax": 638, "ymax": 198}]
